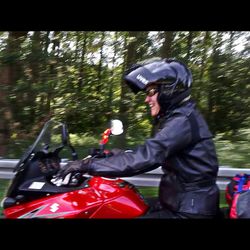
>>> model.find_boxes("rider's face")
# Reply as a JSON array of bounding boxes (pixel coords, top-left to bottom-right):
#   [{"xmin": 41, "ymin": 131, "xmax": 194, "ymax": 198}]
[{"xmin": 145, "ymin": 85, "xmax": 160, "ymax": 117}]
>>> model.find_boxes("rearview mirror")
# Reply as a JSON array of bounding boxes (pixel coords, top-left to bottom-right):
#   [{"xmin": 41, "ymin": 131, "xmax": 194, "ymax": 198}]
[{"xmin": 110, "ymin": 119, "xmax": 123, "ymax": 135}]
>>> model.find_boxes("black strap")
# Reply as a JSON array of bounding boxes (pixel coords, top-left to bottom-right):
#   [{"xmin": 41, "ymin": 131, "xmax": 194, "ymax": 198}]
[
  {"xmin": 181, "ymin": 178, "xmax": 216, "ymax": 191},
  {"xmin": 187, "ymin": 111, "xmax": 201, "ymax": 145}
]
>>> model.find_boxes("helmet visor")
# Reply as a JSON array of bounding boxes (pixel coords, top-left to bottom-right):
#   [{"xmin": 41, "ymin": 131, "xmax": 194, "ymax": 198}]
[{"xmin": 124, "ymin": 61, "xmax": 176, "ymax": 94}]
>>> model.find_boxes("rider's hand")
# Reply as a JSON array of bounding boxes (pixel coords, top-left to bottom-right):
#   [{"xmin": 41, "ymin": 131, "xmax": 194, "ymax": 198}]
[
  {"xmin": 57, "ymin": 159, "xmax": 90, "ymax": 179},
  {"xmin": 36, "ymin": 152, "xmax": 61, "ymax": 176}
]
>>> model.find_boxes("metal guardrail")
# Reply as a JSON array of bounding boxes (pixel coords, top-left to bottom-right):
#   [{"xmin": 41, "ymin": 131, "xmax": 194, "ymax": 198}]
[
  {"xmin": 125, "ymin": 167, "xmax": 250, "ymax": 191},
  {"xmin": 1, "ymin": 159, "xmax": 250, "ymax": 191}
]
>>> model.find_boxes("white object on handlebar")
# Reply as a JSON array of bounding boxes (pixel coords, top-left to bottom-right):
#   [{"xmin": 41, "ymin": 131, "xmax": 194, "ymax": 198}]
[
  {"xmin": 51, "ymin": 173, "xmax": 71, "ymax": 186},
  {"xmin": 51, "ymin": 177, "xmax": 63, "ymax": 186},
  {"xmin": 62, "ymin": 173, "xmax": 72, "ymax": 185},
  {"xmin": 110, "ymin": 119, "xmax": 123, "ymax": 135}
]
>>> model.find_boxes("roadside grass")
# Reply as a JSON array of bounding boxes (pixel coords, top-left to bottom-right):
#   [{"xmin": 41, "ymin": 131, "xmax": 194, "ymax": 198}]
[
  {"xmin": 215, "ymin": 139, "xmax": 250, "ymax": 168},
  {"xmin": 214, "ymin": 128, "xmax": 250, "ymax": 169}
]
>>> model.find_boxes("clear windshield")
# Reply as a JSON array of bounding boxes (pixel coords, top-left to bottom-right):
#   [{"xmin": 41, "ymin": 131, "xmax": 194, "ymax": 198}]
[
  {"xmin": 32, "ymin": 120, "xmax": 66, "ymax": 153},
  {"xmin": 14, "ymin": 119, "xmax": 68, "ymax": 172}
]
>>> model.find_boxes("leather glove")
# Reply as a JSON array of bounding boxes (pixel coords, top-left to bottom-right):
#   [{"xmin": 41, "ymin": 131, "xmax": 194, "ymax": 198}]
[
  {"xmin": 57, "ymin": 159, "xmax": 90, "ymax": 179},
  {"xmin": 36, "ymin": 152, "xmax": 61, "ymax": 176}
]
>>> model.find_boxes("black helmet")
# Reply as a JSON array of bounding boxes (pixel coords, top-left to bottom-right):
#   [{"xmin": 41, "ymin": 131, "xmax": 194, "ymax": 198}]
[
  {"xmin": 124, "ymin": 57, "xmax": 192, "ymax": 94},
  {"xmin": 124, "ymin": 57, "xmax": 192, "ymax": 113}
]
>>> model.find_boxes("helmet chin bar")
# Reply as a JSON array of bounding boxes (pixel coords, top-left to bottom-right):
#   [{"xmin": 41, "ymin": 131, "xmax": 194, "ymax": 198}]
[{"xmin": 157, "ymin": 88, "xmax": 191, "ymax": 115}]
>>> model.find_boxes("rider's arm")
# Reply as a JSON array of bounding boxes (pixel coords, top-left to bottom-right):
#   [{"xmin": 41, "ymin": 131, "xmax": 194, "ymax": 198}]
[{"xmin": 88, "ymin": 114, "xmax": 192, "ymax": 177}]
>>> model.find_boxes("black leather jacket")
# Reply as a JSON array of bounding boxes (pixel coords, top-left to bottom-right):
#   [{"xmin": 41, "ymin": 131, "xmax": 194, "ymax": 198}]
[{"xmin": 88, "ymin": 100, "xmax": 219, "ymax": 216}]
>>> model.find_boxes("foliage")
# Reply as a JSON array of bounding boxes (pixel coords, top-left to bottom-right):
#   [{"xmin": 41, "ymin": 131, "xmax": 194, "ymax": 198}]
[{"xmin": 0, "ymin": 31, "xmax": 249, "ymax": 156}]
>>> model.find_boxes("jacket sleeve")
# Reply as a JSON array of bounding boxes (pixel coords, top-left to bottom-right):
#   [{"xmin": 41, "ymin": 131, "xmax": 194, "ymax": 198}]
[{"xmin": 88, "ymin": 114, "xmax": 192, "ymax": 177}]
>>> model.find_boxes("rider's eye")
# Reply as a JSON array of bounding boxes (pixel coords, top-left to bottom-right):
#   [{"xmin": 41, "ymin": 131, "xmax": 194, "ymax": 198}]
[{"xmin": 146, "ymin": 88, "xmax": 158, "ymax": 97}]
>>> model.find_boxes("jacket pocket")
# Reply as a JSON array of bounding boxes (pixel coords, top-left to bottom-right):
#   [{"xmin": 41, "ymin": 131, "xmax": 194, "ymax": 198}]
[
  {"xmin": 179, "ymin": 185, "xmax": 220, "ymax": 215},
  {"xmin": 159, "ymin": 174, "xmax": 183, "ymax": 211}
]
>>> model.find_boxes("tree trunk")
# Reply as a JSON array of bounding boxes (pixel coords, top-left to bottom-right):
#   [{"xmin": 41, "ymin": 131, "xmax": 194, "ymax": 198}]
[
  {"xmin": 118, "ymin": 32, "xmax": 140, "ymax": 148},
  {"xmin": 29, "ymin": 31, "xmax": 42, "ymax": 123},
  {"xmin": 77, "ymin": 32, "xmax": 87, "ymax": 90},
  {"xmin": 186, "ymin": 31, "xmax": 194, "ymax": 65},
  {"xmin": 0, "ymin": 31, "xmax": 27, "ymax": 156},
  {"xmin": 46, "ymin": 31, "xmax": 60, "ymax": 117},
  {"xmin": 96, "ymin": 32, "xmax": 105, "ymax": 92},
  {"xmin": 38, "ymin": 31, "xmax": 50, "ymax": 118},
  {"xmin": 196, "ymin": 31, "xmax": 210, "ymax": 103},
  {"xmin": 106, "ymin": 32, "xmax": 119, "ymax": 122},
  {"xmin": 160, "ymin": 31, "xmax": 174, "ymax": 58},
  {"xmin": 0, "ymin": 67, "xmax": 12, "ymax": 156}
]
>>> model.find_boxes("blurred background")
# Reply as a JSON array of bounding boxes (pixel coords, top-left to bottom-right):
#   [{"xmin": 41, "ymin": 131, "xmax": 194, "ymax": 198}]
[{"xmin": 0, "ymin": 31, "xmax": 249, "ymax": 168}]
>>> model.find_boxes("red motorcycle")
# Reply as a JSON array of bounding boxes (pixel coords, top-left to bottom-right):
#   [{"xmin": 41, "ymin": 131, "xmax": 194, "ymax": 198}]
[{"xmin": 1, "ymin": 119, "xmax": 149, "ymax": 218}]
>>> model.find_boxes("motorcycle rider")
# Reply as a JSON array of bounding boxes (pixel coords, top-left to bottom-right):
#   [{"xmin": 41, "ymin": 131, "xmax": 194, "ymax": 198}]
[{"xmin": 57, "ymin": 58, "xmax": 220, "ymax": 218}]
